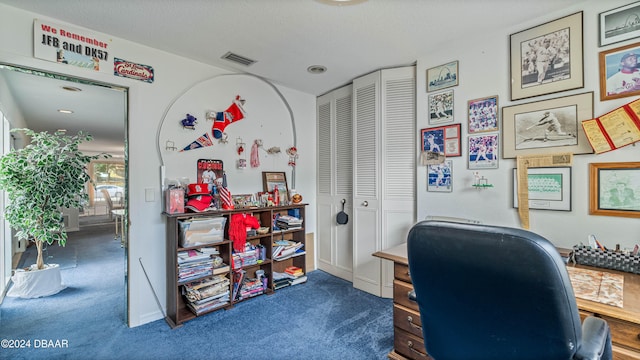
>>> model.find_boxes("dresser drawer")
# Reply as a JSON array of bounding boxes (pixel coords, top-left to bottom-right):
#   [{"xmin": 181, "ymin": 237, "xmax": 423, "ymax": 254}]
[
  {"xmin": 394, "ymin": 263, "xmax": 412, "ymax": 283},
  {"xmin": 601, "ymin": 316, "xmax": 640, "ymax": 352},
  {"xmin": 394, "ymin": 327, "xmax": 431, "ymax": 360},
  {"xmin": 394, "ymin": 304, "xmax": 423, "ymax": 338},
  {"xmin": 394, "ymin": 279, "xmax": 418, "ymax": 312}
]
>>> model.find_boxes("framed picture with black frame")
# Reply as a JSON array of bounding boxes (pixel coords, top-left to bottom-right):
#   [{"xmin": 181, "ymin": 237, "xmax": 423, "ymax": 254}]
[{"xmin": 509, "ymin": 11, "xmax": 583, "ymax": 101}]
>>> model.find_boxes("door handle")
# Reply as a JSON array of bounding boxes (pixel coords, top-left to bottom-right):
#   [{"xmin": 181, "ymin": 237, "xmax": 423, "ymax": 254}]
[{"xmin": 362, "ymin": 201, "xmax": 368, "ymax": 207}]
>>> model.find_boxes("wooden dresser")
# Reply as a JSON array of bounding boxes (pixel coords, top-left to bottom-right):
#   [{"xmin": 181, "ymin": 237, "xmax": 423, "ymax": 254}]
[{"xmin": 373, "ymin": 243, "xmax": 640, "ymax": 360}]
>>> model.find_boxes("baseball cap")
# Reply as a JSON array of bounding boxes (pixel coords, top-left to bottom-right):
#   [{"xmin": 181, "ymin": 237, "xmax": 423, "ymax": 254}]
[
  {"xmin": 185, "ymin": 195, "xmax": 213, "ymax": 212},
  {"xmin": 187, "ymin": 183, "xmax": 209, "ymax": 196},
  {"xmin": 621, "ymin": 53, "xmax": 637, "ymax": 61}
]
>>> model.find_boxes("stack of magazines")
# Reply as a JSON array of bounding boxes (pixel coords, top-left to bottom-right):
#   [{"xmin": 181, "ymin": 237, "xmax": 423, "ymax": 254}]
[
  {"xmin": 177, "ymin": 249, "xmax": 213, "ymax": 282},
  {"xmin": 183, "ymin": 275, "xmax": 230, "ymax": 315},
  {"xmin": 275, "ymin": 215, "xmax": 303, "ymax": 230}
]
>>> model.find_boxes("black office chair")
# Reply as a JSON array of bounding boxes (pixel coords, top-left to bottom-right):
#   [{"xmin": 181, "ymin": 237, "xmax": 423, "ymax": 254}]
[{"xmin": 407, "ymin": 220, "xmax": 612, "ymax": 360}]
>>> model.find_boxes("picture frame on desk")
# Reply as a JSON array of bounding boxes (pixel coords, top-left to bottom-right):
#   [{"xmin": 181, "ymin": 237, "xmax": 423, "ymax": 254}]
[
  {"xmin": 262, "ymin": 171, "xmax": 289, "ymax": 204},
  {"xmin": 509, "ymin": 11, "xmax": 583, "ymax": 101},
  {"xmin": 512, "ymin": 166, "xmax": 571, "ymax": 211},
  {"xmin": 589, "ymin": 162, "xmax": 640, "ymax": 218},
  {"xmin": 501, "ymin": 92, "xmax": 593, "ymax": 158}
]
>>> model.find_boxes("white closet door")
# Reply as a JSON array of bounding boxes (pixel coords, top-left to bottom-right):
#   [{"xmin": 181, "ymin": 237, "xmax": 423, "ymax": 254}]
[
  {"xmin": 352, "ymin": 71, "xmax": 382, "ymax": 295},
  {"xmin": 380, "ymin": 67, "xmax": 416, "ymax": 298},
  {"xmin": 316, "ymin": 85, "xmax": 353, "ymax": 281}
]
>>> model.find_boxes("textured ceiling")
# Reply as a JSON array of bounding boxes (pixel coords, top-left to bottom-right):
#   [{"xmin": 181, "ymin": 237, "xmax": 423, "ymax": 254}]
[{"xmin": 0, "ymin": 0, "xmax": 585, "ymax": 154}]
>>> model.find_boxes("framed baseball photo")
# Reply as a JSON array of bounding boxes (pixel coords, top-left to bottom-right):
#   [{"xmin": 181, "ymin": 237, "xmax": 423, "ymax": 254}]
[
  {"xmin": 427, "ymin": 160, "xmax": 453, "ymax": 192},
  {"xmin": 589, "ymin": 162, "xmax": 640, "ymax": 218},
  {"xmin": 468, "ymin": 134, "xmax": 499, "ymax": 170},
  {"xmin": 599, "ymin": 42, "xmax": 640, "ymax": 101},
  {"xmin": 421, "ymin": 123, "xmax": 461, "ymax": 157},
  {"xmin": 502, "ymin": 92, "xmax": 594, "ymax": 158},
  {"xmin": 510, "ymin": 11, "xmax": 584, "ymax": 101},
  {"xmin": 468, "ymin": 95, "xmax": 498, "ymax": 133},
  {"xmin": 428, "ymin": 89, "xmax": 454, "ymax": 125}
]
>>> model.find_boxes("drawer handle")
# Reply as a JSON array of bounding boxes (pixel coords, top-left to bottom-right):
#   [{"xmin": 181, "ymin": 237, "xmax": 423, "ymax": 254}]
[
  {"xmin": 407, "ymin": 340, "xmax": 428, "ymax": 358},
  {"xmin": 407, "ymin": 315, "xmax": 422, "ymax": 331}
]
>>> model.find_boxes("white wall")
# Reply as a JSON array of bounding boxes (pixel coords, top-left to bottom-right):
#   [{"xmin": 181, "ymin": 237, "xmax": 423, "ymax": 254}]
[
  {"xmin": 0, "ymin": 3, "xmax": 316, "ymax": 327},
  {"xmin": 416, "ymin": 0, "xmax": 640, "ymax": 250}
]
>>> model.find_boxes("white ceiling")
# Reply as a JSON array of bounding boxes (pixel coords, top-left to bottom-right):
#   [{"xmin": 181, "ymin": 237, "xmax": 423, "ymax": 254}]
[{"xmin": 0, "ymin": 0, "xmax": 585, "ymax": 154}]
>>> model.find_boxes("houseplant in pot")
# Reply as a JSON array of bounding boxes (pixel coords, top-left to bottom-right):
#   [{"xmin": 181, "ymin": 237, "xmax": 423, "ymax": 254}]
[{"xmin": 0, "ymin": 128, "xmax": 107, "ymax": 298}]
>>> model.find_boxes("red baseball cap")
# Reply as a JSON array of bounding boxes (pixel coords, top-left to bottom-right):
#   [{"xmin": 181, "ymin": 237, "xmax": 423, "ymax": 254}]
[
  {"xmin": 185, "ymin": 195, "xmax": 212, "ymax": 212},
  {"xmin": 187, "ymin": 183, "xmax": 209, "ymax": 196}
]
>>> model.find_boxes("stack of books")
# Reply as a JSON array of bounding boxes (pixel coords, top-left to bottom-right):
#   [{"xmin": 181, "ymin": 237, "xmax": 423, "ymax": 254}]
[
  {"xmin": 232, "ymin": 243, "xmax": 260, "ymax": 269},
  {"xmin": 275, "ymin": 215, "xmax": 303, "ymax": 230},
  {"xmin": 183, "ymin": 275, "xmax": 230, "ymax": 315},
  {"xmin": 272, "ymin": 240, "xmax": 305, "ymax": 261},
  {"xmin": 272, "ymin": 266, "xmax": 307, "ymax": 288},
  {"xmin": 232, "ymin": 270, "xmax": 265, "ymax": 301},
  {"xmin": 177, "ymin": 249, "xmax": 214, "ymax": 283}
]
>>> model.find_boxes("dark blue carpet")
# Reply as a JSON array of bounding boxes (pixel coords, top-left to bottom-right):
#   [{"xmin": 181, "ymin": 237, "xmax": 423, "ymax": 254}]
[{"xmin": 0, "ymin": 224, "xmax": 394, "ymax": 360}]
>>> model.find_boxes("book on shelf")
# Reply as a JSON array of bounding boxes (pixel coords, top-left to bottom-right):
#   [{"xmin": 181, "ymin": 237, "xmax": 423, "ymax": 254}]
[
  {"xmin": 289, "ymin": 275, "xmax": 307, "ymax": 286},
  {"xmin": 284, "ymin": 266, "xmax": 303, "ymax": 277},
  {"xmin": 212, "ymin": 264, "xmax": 230, "ymax": 275},
  {"xmin": 581, "ymin": 98, "xmax": 640, "ymax": 154},
  {"xmin": 272, "ymin": 241, "xmax": 304, "ymax": 261}
]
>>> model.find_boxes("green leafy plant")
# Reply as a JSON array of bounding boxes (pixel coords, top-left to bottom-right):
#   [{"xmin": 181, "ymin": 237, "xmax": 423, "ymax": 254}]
[{"xmin": 0, "ymin": 129, "xmax": 108, "ymax": 270}]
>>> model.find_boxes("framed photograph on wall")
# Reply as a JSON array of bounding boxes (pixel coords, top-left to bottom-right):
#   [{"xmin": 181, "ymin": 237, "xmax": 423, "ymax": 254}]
[
  {"xmin": 468, "ymin": 133, "xmax": 499, "ymax": 170},
  {"xmin": 502, "ymin": 92, "xmax": 593, "ymax": 158},
  {"xmin": 509, "ymin": 11, "xmax": 583, "ymax": 101},
  {"xmin": 599, "ymin": 42, "xmax": 640, "ymax": 101},
  {"xmin": 589, "ymin": 162, "xmax": 640, "ymax": 218},
  {"xmin": 468, "ymin": 95, "xmax": 498, "ymax": 133},
  {"xmin": 421, "ymin": 123, "xmax": 461, "ymax": 157},
  {"xmin": 428, "ymin": 89, "xmax": 454, "ymax": 125},
  {"xmin": 262, "ymin": 171, "xmax": 289, "ymax": 204},
  {"xmin": 599, "ymin": 1, "xmax": 640, "ymax": 47},
  {"xmin": 513, "ymin": 167, "xmax": 571, "ymax": 211},
  {"xmin": 426, "ymin": 60, "xmax": 458, "ymax": 92},
  {"xmin": 427, "ymin": 160, "xmax": 453, "ymax": 192}
]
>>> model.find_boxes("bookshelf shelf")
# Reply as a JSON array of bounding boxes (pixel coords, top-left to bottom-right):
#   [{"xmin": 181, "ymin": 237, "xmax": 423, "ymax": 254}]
[{"xmin": 164, "ymin": 203, "xmax": 307, "ymax": 328}]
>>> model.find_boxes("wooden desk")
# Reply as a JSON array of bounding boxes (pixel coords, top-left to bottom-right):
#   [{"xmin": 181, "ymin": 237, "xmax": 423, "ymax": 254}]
[{"xmin": 373, "ymin": 243, "xmax": 640, "ymax": 360}]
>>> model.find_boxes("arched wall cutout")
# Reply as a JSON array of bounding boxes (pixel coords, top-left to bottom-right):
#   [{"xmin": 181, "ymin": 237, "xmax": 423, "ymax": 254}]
[{"xmin": 157, "ymin": 74, "xmax": 297, "ymax": 194}]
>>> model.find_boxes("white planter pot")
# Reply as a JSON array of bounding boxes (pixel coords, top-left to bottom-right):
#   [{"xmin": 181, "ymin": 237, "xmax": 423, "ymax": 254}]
[{"xmin": 6, "ymin": 263, "xmax": 66, "ymax": 299}]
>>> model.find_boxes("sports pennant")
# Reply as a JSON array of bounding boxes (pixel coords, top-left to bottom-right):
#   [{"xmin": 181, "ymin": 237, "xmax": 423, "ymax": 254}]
[{"xmin": 180, "ymin": 133, "xmax": 214, "ymax": 152}]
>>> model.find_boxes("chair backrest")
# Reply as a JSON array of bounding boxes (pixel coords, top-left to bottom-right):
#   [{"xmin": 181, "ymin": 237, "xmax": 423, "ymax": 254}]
[
  {"xmin": 407, "ymin": 220, "xmax": 582, "ymax": 360},
  {"xmin": 101, "ymin": 188, "xmax": 114, "ymax": 210}
]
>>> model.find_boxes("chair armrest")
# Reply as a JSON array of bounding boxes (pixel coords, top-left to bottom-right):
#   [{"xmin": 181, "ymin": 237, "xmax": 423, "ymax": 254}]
[
  {"xmin": 574, "ymin": 316, "xmax": 612, "ymax": 360},
  {"xmin": 408, "ymin": 290, "xmax": 417, "ymax": 302}
]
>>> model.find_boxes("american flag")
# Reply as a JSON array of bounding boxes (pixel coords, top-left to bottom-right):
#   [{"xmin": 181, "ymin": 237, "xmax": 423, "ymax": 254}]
[{"xmin": 220, "ymin": 173, "xmax": 234, "ymax": 209}]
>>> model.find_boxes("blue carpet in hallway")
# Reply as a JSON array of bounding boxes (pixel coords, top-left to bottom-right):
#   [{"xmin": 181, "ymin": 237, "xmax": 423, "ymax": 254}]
[{"xmin": 1, "ymin": 224, "xmax": 393, "ymax": 360}]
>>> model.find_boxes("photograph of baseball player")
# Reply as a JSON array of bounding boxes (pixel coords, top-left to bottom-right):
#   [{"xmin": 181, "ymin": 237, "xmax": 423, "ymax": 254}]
[
  {"xmin": 514, "ymin": 106, "xmax": 578, "ymax": 151},
  {"xmin": 428, "ymin": 89, "xmax": 454, "ymax": 125},
  {"xmin": 468, "ymin": 134, "xmax": 498, "ymax": 170},
  {"xmin": 427, "ymin": 160, "xmax": 453, "ymax": 193},
  {"xmin": 599, "ymin": 42, "xmax": 640, "ymax": 101},
  {"xmin": 467, "ymin": 95, "xmax": 498, "ymax": 133},
  {"xmin": 510, "ymin": 12, "xmax": 583, "ymax": 101}
]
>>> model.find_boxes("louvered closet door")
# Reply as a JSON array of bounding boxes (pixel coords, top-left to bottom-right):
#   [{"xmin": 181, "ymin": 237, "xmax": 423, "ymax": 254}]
[
  {"xmin": 352, "ymin": 71, "xmax": 382, "ymax": 296},
  {"xmin": 353, "ymin": 67, "xmax": 416, "ymax": 297},
  {"xmin": 380, "ymin": 67, "xmax": 416, "ymax": 298},
  {"xmin": 316, "ymin": 85, "xmax": 353, "ymax": 281}
]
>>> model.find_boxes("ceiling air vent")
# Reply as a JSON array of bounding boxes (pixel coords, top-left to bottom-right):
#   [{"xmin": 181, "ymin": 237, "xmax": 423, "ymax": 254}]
[{"xmin": 221, "ymin": 52, "xmax": 256, "ymax": 66}]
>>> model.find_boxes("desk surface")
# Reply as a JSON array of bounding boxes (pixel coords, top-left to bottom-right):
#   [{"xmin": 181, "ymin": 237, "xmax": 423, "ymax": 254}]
[{"xmin": 373, "ymin": 243, "xmax": 640, "ymax": 325}]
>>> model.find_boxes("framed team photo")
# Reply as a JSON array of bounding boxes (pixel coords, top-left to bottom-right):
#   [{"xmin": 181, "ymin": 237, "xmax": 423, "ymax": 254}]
[
  {"xmin": 599, "ymin": 42, "xmax": 640, "ymax": 101},
  {"xmin": 426, "ymin": 60, "xmax": 459, "ymax": 92},
  {"xmin": 502, "ymin": 92, "xmax": 594, "ymax": 158},
  {"xmin": 468, "ymin": 95, "xmax": 498, "ymax": 133},
  {"xmin": 513, "ymin": 167, "xmax": 572, "ymax": 211},
  {"xmin": 427, "ymin": 160, "xmax": 453, "ymax": 192},
  {"xmin": 599, "ymin": 1, "xmax": 640, "ymax": 47},
  {"xmin": 510, "ymin": 11, "xmax": 583, "ymax": 101},
  {"xmin": 468, "ymin": 134, "xmax": 499, "ymax": 170},
  {"xmin": 428, "ymin": 89, "xmax": 454, "ymax": 125}
]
